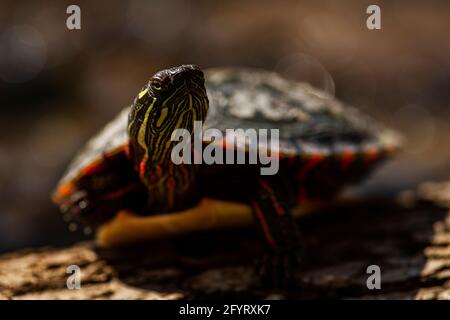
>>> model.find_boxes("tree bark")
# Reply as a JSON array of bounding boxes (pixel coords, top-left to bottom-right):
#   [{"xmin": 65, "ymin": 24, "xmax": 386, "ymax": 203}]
[{"xmin": 1, "ymin": 182, "xmax": 450, "ymax": 300}]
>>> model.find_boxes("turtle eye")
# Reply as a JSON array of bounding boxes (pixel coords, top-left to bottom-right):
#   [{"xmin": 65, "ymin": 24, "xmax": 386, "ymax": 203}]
[{"xmin": 150, "ymin": 78, "xmax": 165, "ymax": 91}]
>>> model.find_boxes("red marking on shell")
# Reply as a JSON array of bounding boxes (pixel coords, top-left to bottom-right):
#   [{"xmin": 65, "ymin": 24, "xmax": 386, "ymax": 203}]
[
  {"xmin": 297, "ymin": 153, "xmax": 324, "ymax": 180},
  {"xmin": 83, "ymin": 161, "xmax": 107, "ymax": 177},
  {"xmin": 104, "ymin": 149, "xmax": 120, "ymax": 159},
  {"xmin": 251, "ymin": 201, "xmax": 276, "ymax": 247},
  {"xmin": 258, "ymin": 180, "xmax": 285, "ymax": 216},
  {"xmin": 221, "ymin": 139, "xmax": 227, "ymax": 149},
  {"xmin": 340, "ymin": 150, "xmax": 354, "ymax": 170},
  {"xmin": 364, "ymin": 147, "xmax": 379, "ymax": 163},
  {"xmin": 124, "ymin": 144, "xmax": 131, "ymax": 158},
  {"xmin": 55, "ymin": 183, "xmax": 75, "ymax": 201},
  {"xmin": 269, "ymin": 149, "xmax": 281, "ymax": 161},
  {"xmin": 103, "ymin": 183, "xmax": 140, "ymax": 200}
]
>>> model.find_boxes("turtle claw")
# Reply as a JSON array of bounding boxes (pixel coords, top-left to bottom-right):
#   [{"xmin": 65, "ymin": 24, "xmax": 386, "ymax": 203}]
[{"xmin": 256, "ymin": 248, "xmax": 303, "ymax": 289}]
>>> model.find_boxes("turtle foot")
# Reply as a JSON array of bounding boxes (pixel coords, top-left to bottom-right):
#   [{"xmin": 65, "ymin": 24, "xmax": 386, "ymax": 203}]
[{"xmin": 255, "ymin": 247, "xmax": 303, "ymax": 289}]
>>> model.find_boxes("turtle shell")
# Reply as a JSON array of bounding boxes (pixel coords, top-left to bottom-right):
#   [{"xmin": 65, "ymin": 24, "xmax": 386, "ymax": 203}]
[
  {"xmin": 53, "ymin": 67, "xmax": 401, "ymax": 234},
  {"xmin": 204, "ymin": 68, "xmax": 400, "ymax": 156}
]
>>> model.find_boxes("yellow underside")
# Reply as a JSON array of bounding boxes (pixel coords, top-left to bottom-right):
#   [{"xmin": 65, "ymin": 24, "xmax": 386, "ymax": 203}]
[{"xmin": 97, "ymin": 198, "xmax": 322, "ymax": 247}]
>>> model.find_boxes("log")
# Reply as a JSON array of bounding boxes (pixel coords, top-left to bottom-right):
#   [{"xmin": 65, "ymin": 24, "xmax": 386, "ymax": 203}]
[{"xmin": 1, "ymin": 182, "xmax": 450, "ymax": 300}]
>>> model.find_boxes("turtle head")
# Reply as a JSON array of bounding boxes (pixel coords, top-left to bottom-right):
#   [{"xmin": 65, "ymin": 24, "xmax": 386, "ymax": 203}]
[
  {"xmin": 128, "ymin": 64, "xmax": 208, "ymax": 164},
  {"xmin": 128, "ymin": 65, "xmax": 208, "ymax": 208}
]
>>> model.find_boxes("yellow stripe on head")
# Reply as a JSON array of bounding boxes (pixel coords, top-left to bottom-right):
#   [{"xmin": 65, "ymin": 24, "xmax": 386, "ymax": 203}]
[
  {"xmin": 156, "ymin": 108, "xmax": 168, "ymax": 127},
  {"xmin": 137, "ymin": 97, "xmax": 155, "ymax": 154},
  {"xmin": 138, "ymin": 88, "xmax": 148, "ymax": 99}
]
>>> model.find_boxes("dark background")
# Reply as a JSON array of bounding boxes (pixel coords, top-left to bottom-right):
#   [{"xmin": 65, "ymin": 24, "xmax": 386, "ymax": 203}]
[{"xmin": 0, "ymin": 0, "xmax": 449, "ymax": 253}]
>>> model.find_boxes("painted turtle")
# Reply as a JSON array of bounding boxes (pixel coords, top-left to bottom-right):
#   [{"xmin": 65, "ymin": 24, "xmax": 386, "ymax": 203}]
[{"xmin": 53, "ymin": 64, "xmax": 401, "ymax": 286}]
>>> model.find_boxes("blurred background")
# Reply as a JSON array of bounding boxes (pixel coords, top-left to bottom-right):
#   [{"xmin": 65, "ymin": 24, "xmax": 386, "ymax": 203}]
[{"xmin": 0, "ymin": 0, "xmax": 449, "ymax": 253}]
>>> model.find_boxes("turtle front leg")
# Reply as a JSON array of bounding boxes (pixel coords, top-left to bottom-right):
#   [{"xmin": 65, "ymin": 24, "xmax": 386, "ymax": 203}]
[{"xmin": 249, "ymin": 175, "xmax": 303, "ymax": 288}]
